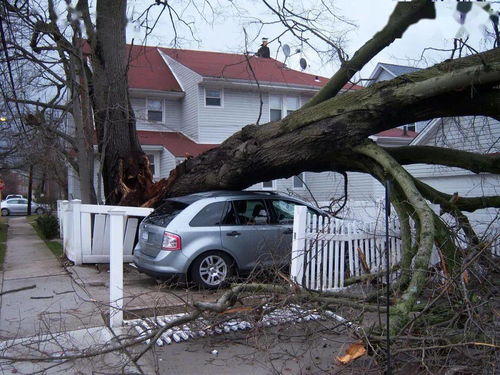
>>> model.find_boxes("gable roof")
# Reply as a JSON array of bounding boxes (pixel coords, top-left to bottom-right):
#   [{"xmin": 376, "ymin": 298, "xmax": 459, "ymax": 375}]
[
  {"xmin": 368, "ymin": 62, "xmax": 421, "ymax": 85},
  {"xmin": 127, "ymin": 45, "xmax": 183, "ymax": 92},
  {"xmin": 158, "ymin": 47, "xmax": 333, "ymax": 89},
  {"xmin": 377, "ymin": 62, "xmax": 420, "ymax": 77},
  {"xmin": 137, "ymin": 131, "xmax": 217, "ymax": 157},
  {"xmin": 125, "ymin": 45, "xmax": 362, "ymax": 92}
]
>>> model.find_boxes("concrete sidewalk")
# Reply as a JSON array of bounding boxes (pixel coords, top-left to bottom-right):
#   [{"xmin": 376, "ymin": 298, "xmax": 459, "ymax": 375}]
[{"xmin": 0, "ymin": 217, "xmax": 106, "ymax": 339}]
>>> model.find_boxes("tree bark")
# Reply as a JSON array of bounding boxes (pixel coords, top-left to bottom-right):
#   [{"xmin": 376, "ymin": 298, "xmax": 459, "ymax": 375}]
[{"xmin": 89, "ymin": 0, "xmax": 153, "ymax": 205}]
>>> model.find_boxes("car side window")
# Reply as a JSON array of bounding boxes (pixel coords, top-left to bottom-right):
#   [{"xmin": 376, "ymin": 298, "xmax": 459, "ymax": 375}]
[
  {"xmin": 220, "ymin": 201, "xmax": 238, "ymax": 225},
  {"xmin": 226, "ymin": 199, "xmax": 270, "ymax": 225},
  {"xmin": 269, "ymin": 200, "xmax": 320, "ymax": 224},
  {"xmin": 270, "ymin": 200, "xmax": 296, "ymax": 224},
  {"xmin": 189, "ymin": 202, "xmax": 226, "ymax": 227}
]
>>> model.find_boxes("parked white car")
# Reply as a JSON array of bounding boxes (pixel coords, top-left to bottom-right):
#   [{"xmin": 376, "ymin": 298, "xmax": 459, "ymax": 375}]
[
  {"xmin": 4, "ymin": 194, "xmax": 24, "ymax": 200},
  {"xmin": 1, "ymin": 198, "xmax": 46, "ymax": 216}
]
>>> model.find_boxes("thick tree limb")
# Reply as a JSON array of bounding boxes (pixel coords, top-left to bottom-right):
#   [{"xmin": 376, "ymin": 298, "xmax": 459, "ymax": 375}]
[
  {"xmin": 414, "ymin": 179, "xmax": 500, "ymax": 212},
  {"xmin": 5, "ymin": 98, "xmax": 68, "ymax": 112},
  {"xmin": 304, "ymin": 0, "xmax": 435, "ymax": 108},
  {"xmin": 387, "ymin": 145, "xmax": 500, "ymax": 175},
  {"xmin": 355, "ymin": 141, "xmax": 435, "ymax": 333}
]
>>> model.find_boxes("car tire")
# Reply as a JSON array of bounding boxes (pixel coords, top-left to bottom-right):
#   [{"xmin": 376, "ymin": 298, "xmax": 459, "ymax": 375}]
[
  {"xmin": 35, "ymin": 207, "xmax": 45, "ymax": 215},
  {"xmin": 190, "ymin": 251, "xmax": 234, "ymax": 289},
  {"xmin": 1, "ymin": 208, "xmax": 9, "ymax": 216}
]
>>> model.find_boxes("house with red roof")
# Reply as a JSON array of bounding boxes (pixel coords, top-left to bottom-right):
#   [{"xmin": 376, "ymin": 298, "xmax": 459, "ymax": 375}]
[
  {"xmin": 70, "ymin": 45, "xmax": 448, "ymax": 203},
  {"xmin": 69, "ymin": 44, "xmax": 365, "ymax": 201},
  {"xmin": 126, "ymin": 45, "xmax": 335, "ymax": 179}
]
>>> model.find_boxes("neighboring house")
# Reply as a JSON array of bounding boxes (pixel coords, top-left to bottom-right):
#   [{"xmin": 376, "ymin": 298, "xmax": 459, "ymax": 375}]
[
  {"xmin": 340, "ymin": 63, "xmax": 500, "ymax": 234},
  {"xmin": 407, "ymin": 116, "xmax": 500, "ymax": 233}
]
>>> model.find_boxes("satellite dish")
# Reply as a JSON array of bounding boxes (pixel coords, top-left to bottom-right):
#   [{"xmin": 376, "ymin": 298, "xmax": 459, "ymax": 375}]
[
  {"xmin": 282, "ymin": 44, "xmax": 291, "ymax": 57},
  {"xmin": 299, "ymin": 57, "xmax": 307, "ymax": 70}
]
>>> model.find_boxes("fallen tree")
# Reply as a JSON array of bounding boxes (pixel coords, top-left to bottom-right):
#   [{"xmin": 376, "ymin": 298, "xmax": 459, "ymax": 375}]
[{"xmin": 124, "ymin": 1, "xmax": 500, "ymax": 337}]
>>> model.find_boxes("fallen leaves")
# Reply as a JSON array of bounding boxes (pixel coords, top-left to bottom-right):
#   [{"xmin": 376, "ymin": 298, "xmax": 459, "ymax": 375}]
[{"xmin": 336, "ymin": 342, "xmax": 367, "ymax": 365}]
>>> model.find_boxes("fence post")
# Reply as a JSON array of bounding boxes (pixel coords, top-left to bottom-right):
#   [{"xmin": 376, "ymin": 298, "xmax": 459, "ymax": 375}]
[
  {"xmin": 291, "ymin": 206, "xmax": 308, "ymax": 287},
  {"xmin": 58, "ymin": 200, "xmax": 68, "ymax": 240},
  {"xmin": 68, "ymin": 200, "xmax": 82, "ymax": 265},
  {"xmin": 108, "ymin": 209, "xmax": 126, "ymax": 328}
]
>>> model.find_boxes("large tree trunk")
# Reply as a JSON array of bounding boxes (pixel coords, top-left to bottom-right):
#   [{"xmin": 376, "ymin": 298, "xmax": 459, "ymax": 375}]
[{"xmin": 89, "ymin": 0, "xmax": 153, "ymax": 205}]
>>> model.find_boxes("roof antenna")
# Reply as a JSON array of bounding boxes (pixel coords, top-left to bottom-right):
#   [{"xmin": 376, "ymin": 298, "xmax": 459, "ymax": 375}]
[{"xmin": 299, "ymin": 57, "xmax": 308, "ymax": 71}]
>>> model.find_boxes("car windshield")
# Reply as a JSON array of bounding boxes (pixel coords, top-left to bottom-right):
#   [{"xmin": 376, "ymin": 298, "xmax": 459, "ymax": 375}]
[{"xmin": 145, "ymin": 200, "xmax": 188, "ymax": 227}]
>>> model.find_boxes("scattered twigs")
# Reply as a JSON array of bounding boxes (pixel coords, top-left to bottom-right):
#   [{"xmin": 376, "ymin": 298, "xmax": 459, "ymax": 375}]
[{"xmin": 0, "ymin": 284, "xmax": 36, "ymax": 296}]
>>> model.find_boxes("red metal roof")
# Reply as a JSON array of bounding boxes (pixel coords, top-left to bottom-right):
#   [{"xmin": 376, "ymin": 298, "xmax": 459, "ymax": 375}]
[
  {"xmin": 158, "ymin": 47, "xmax": 333, "ymax": 88},
  {"xmin": 376, "ymin": 128, "xmax": 418, "ymax": 138},
  {"xmin": 127, "ymin": 45, "xmax": 182, "ymax": 92},
  {"xmin": 126, "ymin": 45, "xmax": 362, "ymax": 91},
  {"xmin": 137, "ymin": 131, "xmax": 217, "ymax": 157}
]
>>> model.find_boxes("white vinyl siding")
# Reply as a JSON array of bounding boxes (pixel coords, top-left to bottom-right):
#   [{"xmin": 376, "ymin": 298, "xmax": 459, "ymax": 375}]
[
  {"xmin": 159, "ymin": 148, "xmax": 176, "ymax": 178},
  {"xmin": 164, "ymin": 99, "xmax": 182, "ymax": 131},
  {"xmin": 198, "ymin": 88, "xmax": 269, "ymax": 144},
  {"xmin": 159, "ymin": 52, "xmax": 203, "ymax": 141}
]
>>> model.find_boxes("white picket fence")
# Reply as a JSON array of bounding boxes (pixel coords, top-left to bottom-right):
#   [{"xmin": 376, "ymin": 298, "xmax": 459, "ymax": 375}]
[
  {"xmin": 57, "ymin": 200, "xmax": 153, "ymax": 265},
  {"xmin": 291, "ymin": 206, "xmax": 401, "ymax": 292}
]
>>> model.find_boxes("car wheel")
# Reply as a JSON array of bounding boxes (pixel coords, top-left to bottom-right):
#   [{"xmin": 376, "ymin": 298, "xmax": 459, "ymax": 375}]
[
  {"xmin": 190, "ymin": 251, "xmax": 234, "ymax": 289},
  {"xmin": 35, "ymin": 207, "xmax": 45, "ymax": 215},
  {"xmin": 1, "ymin": 208, "xmax": 9, "ymax": 216}
]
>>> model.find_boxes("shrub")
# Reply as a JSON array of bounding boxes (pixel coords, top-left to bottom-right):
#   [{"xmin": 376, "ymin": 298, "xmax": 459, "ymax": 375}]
[{"xmin": 35, "ymin": 214, "xmax": 59, "ymax": 240}]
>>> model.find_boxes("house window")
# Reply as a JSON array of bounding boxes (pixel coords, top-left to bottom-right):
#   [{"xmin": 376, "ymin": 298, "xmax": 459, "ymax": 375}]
[
  {"xmin": 261, "ymin": 180, "xmax": 275, "ymax": 190},
  {"xmin": 270, "ymin": 94, "xmax": 299, "ymax": 121},
  {"xmin": 147, "ymin": 99, "xmax": 163, "ymax": 122},
  {"xmin": 286, "ymin": 96, "xmax": 300, "ymax": 115},
  {"xmin": 205, "ymin": 89, "xmax": 222, "ymax": 107},
  {"xmin": 270, "ymin": 95, "xmax": 282, "ymax": 121},
  {"xmin": 131, "ymin": 98, "xmax": 146, "ymax": 121},
  {"xmin": 406, "ymin": 123, "xmax": 416, "ymax": 132},
  {"xmin": 293, "ymin": 172, "xmax": 305, "ymax": 189}
]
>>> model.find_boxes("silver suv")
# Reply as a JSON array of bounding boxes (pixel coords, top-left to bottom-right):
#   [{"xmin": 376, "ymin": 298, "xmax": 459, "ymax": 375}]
[{"xmin": 133, "ymin": 191, "xmax": 323, "ymax": 288}]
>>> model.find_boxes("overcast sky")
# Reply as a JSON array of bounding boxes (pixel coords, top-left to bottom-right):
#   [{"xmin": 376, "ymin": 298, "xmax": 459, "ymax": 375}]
[{"xmin": 128, "ymin": 0, "xmax": 498, "ymax": 80}]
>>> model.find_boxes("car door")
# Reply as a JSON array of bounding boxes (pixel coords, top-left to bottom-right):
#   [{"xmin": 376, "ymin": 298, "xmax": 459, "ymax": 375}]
[
  {"xmin": 266, "ymin": 199, "xmax": 298, "ymax": 262},
  {"xmin": 18, "ymin": 199, "xmax": 29, "ymax": 214},
  {"xmin": 267, "ymin": 199, "xmax": 324, "ymax": 263},
  {"xmin": 10, "ymin": 199, "xmax": 26, "ymax": 214},
  {"xmin": 220, "ymin": 199, "xmax": 280, "ymax": 271}
]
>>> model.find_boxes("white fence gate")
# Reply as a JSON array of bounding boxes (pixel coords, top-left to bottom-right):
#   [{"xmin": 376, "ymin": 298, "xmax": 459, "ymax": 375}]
[
  {"xmin": 291, "ymin": 206, "xmax": 401, "ymax": 292},
  {"xmin": 57, "ymin": 200, "xmax": 153, "ymax": 265}
]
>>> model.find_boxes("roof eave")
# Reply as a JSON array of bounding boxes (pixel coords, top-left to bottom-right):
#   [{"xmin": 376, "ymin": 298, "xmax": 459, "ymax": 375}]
[
  {"xmin": 200, "ymin": 76, "xmax": 323, "ymax": 93},
  {"xmin": 129, "ymin": 88, "xmax": 185, "ymax": 100}
]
